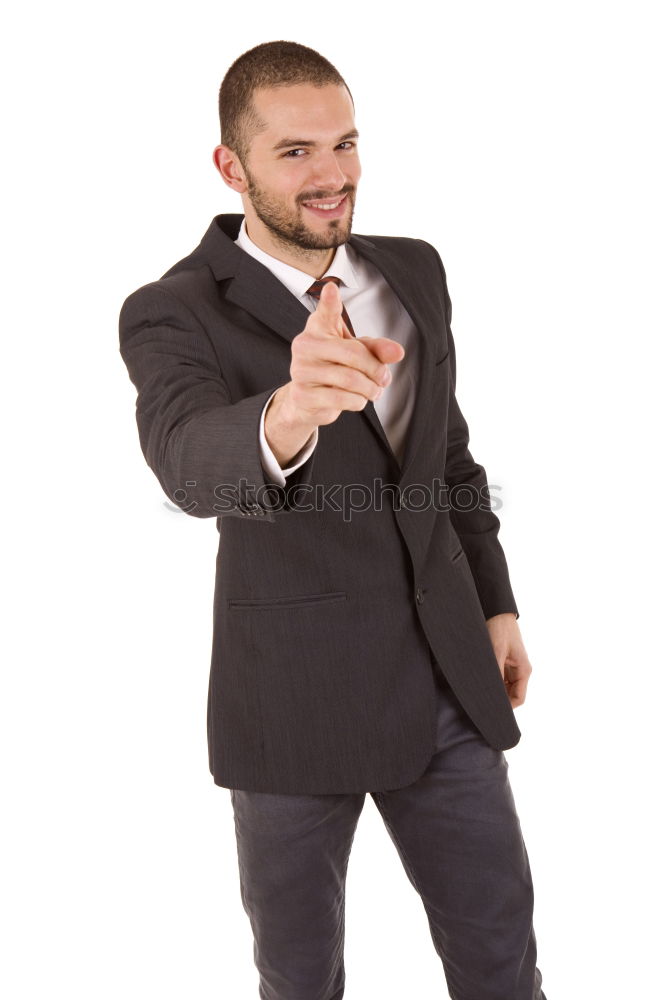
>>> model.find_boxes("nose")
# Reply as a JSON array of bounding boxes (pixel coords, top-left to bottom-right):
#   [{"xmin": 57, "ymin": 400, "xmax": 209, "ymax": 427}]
[{"xmin": 309, "ymin": 151, "xmax": 347, "ymax": 194}]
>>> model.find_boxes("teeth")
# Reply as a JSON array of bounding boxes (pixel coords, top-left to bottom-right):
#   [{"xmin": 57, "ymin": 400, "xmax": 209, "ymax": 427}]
[{"xmin": 304, "ymin": 198, "xmax": 343, "ymax": 210}]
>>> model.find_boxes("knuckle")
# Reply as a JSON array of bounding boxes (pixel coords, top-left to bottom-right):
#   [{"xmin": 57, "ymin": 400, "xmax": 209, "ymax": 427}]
[
  {"xmin": 290, "ymin": 359, "xmax": 306, "ymax": 382},
  {"xmin": 336, "ymin": 389, "xmax": 349, "ymax": 408},
  {"xmin": 291, "ymin": 334, "xmax": 307, "ymax": 358},
  {"xmin": 339, "ymin": 369, "xmax": 355, "ymax": 392}
]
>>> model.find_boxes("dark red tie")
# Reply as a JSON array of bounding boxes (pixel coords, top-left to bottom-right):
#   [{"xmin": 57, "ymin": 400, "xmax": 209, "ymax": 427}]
[{"xmin": 306, "ymin": 276, "xmax": 357, "ymax": 338}]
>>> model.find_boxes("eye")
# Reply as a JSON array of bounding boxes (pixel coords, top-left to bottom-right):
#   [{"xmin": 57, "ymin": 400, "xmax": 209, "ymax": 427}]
[{"xmin": 283, "ymin": 141, "xmax": 357, "ymax": 158}]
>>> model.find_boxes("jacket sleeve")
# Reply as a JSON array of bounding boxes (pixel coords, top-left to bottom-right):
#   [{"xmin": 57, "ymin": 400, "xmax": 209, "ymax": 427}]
[
  {"xmin": 429, "ymin": 246, "xmax": 520, "ymax": 621},
  {"xmin": 118, "ymin": 280, "xmax": 315, "ymax": 522}
]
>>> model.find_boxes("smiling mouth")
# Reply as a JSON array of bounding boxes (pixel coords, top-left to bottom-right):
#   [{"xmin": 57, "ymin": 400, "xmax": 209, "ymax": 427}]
[{"xmin": 301, "ymin": 194, "xmax": 349, "ymax": 218}]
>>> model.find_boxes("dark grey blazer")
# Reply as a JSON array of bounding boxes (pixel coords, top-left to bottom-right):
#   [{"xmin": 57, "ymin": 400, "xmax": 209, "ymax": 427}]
[{"xmin": 118, "ymin": 213, "xmax": 522, "ymax": 794}]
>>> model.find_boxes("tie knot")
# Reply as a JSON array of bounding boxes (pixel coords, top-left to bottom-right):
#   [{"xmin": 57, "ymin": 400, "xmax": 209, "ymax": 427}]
[{"xmin": 307, "ymin": 276, "xmax": 342, "ymax": 299}]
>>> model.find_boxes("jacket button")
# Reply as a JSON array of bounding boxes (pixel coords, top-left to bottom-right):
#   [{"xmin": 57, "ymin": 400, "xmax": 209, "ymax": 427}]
[{"xmin": 416, "ymin": 586, "xmax": 424, "ymax": 604}]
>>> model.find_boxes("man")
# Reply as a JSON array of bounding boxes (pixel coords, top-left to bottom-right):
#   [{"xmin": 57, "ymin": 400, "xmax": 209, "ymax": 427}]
[{"xmin": 119, "ymin": 40, "xmax": 547, "ymax": 1000}]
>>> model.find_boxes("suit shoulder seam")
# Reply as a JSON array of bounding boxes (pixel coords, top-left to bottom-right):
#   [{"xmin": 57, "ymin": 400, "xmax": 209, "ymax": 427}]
[{"xmin": 122, "ymin": 279, "xmax": 223, "ymax": 376}]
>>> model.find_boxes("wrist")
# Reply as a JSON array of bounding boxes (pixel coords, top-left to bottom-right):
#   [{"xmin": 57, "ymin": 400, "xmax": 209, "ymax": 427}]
[
  {"xmin": 269, "ymin": 384, "xmax": 316, "ymax": 434},
  {"xmin": 265, "ymin": 385, "xmax": 317, "ymax": 467}
]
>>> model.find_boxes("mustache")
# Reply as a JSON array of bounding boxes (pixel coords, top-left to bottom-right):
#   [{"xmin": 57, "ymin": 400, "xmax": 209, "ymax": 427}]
[{"xmin": 299, "ymin": 188, "xmax": 354, "ymax": 203}]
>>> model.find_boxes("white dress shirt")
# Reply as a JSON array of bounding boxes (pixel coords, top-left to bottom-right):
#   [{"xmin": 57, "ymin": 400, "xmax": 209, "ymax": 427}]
[{"xmin": 235, "ymin": 218, "xmax": 421, "ymax": 485}]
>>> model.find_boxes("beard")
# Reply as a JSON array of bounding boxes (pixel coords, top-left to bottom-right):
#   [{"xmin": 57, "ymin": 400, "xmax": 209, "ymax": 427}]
[{"xmin": 244, "ymin": 165, "xmax": 355, "ymax": 253}]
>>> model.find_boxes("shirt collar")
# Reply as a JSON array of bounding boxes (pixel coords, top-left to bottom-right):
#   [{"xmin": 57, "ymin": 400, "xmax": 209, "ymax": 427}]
[{"xmin": 235, "ymin": 217, "xmax": 359, "ymax": 299}]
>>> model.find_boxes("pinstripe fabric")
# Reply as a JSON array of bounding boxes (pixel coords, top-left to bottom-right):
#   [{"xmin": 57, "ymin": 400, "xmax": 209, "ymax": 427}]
[{"xmin": 118, "ymin": 211, "xmax": 523, "ymax": 794}]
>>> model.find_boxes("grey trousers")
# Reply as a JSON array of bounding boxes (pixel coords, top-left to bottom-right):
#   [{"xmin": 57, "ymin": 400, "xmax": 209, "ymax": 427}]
[{"xmin": 229, "ymin": 669, "xmax": 547, "ymax": 1000}]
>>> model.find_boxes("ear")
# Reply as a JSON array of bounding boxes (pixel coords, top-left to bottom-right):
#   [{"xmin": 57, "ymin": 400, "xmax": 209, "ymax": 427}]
[{"xmin": 212, "ymin": 145, "xmax": 247, "ymax": 193}]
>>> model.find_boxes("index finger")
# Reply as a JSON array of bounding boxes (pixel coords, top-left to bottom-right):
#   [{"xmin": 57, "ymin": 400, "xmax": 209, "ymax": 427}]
[{"xmin": 313, "ymin": 279, "xmax": 344, "ymax": 322}]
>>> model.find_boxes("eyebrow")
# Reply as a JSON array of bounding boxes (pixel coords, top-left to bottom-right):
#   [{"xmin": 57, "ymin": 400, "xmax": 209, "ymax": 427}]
[{"xmin": 271, "ymin": 129, "xmax": 360, "ymax": 152}]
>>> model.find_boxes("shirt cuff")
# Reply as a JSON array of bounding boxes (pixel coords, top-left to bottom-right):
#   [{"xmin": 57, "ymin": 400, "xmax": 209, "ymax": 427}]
[{"xmin": 259, "ymin": 389, "xmax": 319, "ymax": 488}]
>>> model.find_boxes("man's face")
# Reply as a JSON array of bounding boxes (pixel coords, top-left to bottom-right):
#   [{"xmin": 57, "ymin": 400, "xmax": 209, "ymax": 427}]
[{"xmin": 239, "ymin": 83, "xmax": 361, "ymax": 252}]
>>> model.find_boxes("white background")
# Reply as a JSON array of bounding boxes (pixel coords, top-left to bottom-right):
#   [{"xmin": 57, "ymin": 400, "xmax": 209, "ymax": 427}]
[{"xmin": 3, "ymin": 1, "xmax": 664, "ymax": 997}]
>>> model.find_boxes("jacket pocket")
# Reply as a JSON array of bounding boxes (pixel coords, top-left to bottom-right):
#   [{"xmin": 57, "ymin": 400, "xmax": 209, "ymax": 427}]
[
  {"xmin": 434, "ymin": 350, "xmax": 450, "ymax": 366},
  {"xmin": 450, "ymin": 544, "xmax": 464, "ymax": 563},
  {"xmin": 228, "ymin": 591, "xmax": 348, "ymax": 610}
]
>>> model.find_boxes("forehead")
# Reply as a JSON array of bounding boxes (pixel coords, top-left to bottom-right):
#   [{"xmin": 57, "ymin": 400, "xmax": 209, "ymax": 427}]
[{"xmin": 252, "ymin": 83, "xmax": 355, "ymax": 140}]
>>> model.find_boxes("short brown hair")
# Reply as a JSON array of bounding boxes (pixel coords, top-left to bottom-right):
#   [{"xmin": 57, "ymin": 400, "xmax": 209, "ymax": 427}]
[{"xmin": 218, "ymin": 40, "xmax": 354, "ymax": 168}]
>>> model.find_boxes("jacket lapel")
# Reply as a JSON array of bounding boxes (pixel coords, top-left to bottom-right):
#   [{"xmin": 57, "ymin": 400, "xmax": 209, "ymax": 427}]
[
  {"xmin": 345, "ymin": 233, "xmax": 437, "ymax": 482},
  {"xmin": 196, "ymin": 214, "xmax": 436, "ymax": 482}
]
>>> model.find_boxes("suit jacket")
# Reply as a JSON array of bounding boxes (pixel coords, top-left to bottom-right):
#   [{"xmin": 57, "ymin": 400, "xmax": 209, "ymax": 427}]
[{"xmin": 118, "ymin": 212, "xmax": 522, "ymax": 794}]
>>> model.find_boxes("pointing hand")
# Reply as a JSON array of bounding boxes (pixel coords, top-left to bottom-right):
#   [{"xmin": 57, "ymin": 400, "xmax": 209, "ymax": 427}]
[{"xmin": 281, "ymin": 279, "xmax": 405, "ymax": 428}]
